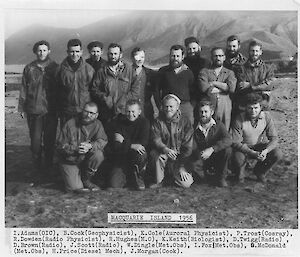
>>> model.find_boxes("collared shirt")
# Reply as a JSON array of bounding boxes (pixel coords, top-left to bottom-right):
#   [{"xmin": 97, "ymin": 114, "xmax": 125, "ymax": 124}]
[{"xmin": 196, "ymin": 118, "xmax": 216, "ymax": 138}]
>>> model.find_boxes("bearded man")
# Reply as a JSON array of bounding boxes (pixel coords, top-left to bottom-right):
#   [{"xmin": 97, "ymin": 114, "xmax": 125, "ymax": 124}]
[{"xmin": 155, "ymin": 45, "xmax": 195, "ymax": 124}]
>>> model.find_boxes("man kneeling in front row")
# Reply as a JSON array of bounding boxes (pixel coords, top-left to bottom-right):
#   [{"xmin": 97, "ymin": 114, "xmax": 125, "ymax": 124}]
[
  {"xmin": 57, "ymin": 102, "xmax": 107, "ymax": 193},
  {"xmin": 148, "ymin": 94, "xmax": 194, "ymax": 188},
  {"xmin": 191, "ymin": 99, "xmax": 232, "ymax": 187},
  {"xmin": 230, "ymin": 93, "xmax": 282, "ymax": 183}
]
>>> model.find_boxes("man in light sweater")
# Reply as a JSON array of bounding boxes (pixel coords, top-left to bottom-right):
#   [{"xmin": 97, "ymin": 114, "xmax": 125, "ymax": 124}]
[{"xmin": 230, "ymin": 93, "xmax": 282, "ymax": 183}]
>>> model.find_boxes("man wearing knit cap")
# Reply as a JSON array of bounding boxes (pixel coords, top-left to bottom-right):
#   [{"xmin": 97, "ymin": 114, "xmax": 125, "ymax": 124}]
[
  {"xmin": 230, "ymin": 93, "xmax": 282, "ymax": 184},
  {"xmin": 184, "ymin": 36, "xmax": 210, "ymax": 104},
  {"xmin": 148, "ymin": 94, "xmax": 194, "ymax": 188},
  {"xmin": 155, "ymin": 45, "xmax": 195, "ymax": 124},
  {"xmin": 86, "ymin": 40, "xmax": 107, "ymax": 72},
  {"xmin": 56, "ymin": 39, "xmax": 94, "ymax": 128},
  {"xmin": 19, "ymin": 40, "xmax": 59, "ymax": 174}
]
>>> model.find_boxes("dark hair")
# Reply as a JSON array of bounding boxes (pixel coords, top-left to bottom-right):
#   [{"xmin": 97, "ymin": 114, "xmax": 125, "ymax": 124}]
[
  {"xmin": 87, "ymin": 41, "xmax": 103, "ymax": 51},
  {"xmin": 226, "ymin": 35, "xmax": 240, "ymax": 44},
  {"xmin": 198, "ymin": 98, "xmax": 214, "ymax": 111},
  {"xmin": 170, "ymin": 44, "xmax": 185, "ymax": 55},
  {"xmin": 67, "ymin": 39, "xmax": 82, "ymax": 49},
  {"xmin": 248, "ymin": 40, "xmax": 262, "ymax": 50},
  {"xmin": 184, "ymin": 37, "xmax": 199, "ymax": 47},
  {"xmin": 131, "ymin": 47, "xmax": 145, "ymax": 58},
  {"xmin": 211, "ymin": 47, "xmax": 225, "ymax": 56},
  {"xmin": 32, "ymin": 40, "xmax": 50, "ymax": 53},
  {"xmin": 245, "ymin": 93, "xmax": 263, "ymax": 105},
  {"xmin": 108, "ymin": 43, "xmax": 122, "ymax": 52},
  {"xmin": 84, "ymin": 101, "xmax": 98, "ymax": 112},
  {"xmin": 126, "ymin": 99, "xmax": 142, "ymax": 108}
]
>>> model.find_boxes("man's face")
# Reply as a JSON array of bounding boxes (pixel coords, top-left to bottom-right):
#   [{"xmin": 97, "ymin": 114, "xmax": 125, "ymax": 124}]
[
  {"xmin": 67, "ymin": 45, "xmax": 82, "ymax": 63},
  {"xmin": 211, "ymin": 49, "xmax": 225, "ymax": 67},
  {"xmin": 89, "ymin": 46, "xmax": 102, "ymax": 62},
  {"xmin": 226, "ymin": 40, "xmax": 240, "ymax": 56},
  {"xmin": 107, "ymin": 47, "xmax": 122, "ymax": 65},
  {"xmin": 186, "ymin": 42, "xmax": 201, "ymax": 58},
  {"xmin": 198, "ymin": 105, "xmax": 214, "ymax": 125},
  {"xmin": 81, "ymin": 105, "xmax": 98, "ymax": 124},
  {"xmin": 170, "ymin": 49, "xmax": 184, "ymax": 69},
  {"xmin": 163, "ymin": 98, "xmax": 179, "ymax": 119},
  {"xmin": 36, "ymin": 44, "xmax": 50, "ymax": 62},
  {"xmin": 132, "ymin": 51, "xmax": 145, "ymax": 68},
  {"xmin": 126, "ymin": 104, "xmax": 141, "ymax": 122},
  {"xmin": 249, "ymin": 45, "xmax": 262, "ymax": 62},
  {"xmin": 246, "ymin": 103, "xmax": 261, "ymax": 119}
]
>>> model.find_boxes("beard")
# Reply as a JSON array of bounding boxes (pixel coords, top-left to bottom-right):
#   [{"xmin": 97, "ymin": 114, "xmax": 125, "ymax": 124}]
[
  {"xmin": 225, "ymin": 49, "xmax": 239, "ymax": 59},
  {"xmin": 170, "ymin": 60, "xmax": 183, "ymax": 69},
  {"xmin": 213, "ymin": 61, "xmax": 223, "ymax": 67},
  {"xmin": 199, "ymin": 116, "xmax": 212, "ymax": 125},
  {"xmin": 187, "ymin": 51, "xmax": 200, "ymax": 59}
]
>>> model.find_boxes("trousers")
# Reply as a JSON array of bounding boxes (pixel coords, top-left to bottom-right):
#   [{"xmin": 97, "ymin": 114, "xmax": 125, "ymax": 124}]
[
  {"xmin": 59, "ymin": 150, "xmax": 104, "ymax": 191},
  {"xmin": 232, "ymin": 143, "xmax": 282, "ymax": 179},
  {"xmin": 109, "ymin": 150, "xmax": 147, "ymax": 188},
  {"xmin": 26, "ymin": 112, "xmax": 58, "ymax": 165},
  {"xmin": 148, "ymin": 150, "xmax": 193, "ymax": 188}
]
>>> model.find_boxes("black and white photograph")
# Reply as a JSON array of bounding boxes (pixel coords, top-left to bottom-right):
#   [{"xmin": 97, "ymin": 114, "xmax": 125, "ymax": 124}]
[{"xmin": 3, "ymin": 0, "xmax": 299, "ymax": 255}]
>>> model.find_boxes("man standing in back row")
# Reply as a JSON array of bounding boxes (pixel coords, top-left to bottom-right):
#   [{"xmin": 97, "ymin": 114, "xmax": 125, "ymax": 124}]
[
  {"xmin": 19, "ymin": 40, "xmax": 58, "ymax": 173},
  {"xmin": 198, "ymin": 47, "xmax": 236, "ymax": 130},
  {"xmin": 155, "ymin": 45, "xmax": 194, "ymax": 124},
  {"xmin": 91, "ymin": 43, "xmax": 139, "ymax": 130},
  {"xmin": 56, "ymin": 39, "xmax": 94, "ymax": 128},
  {"xmin": 183, "ymin": 36, "xmax": 210, "ymax": 104},
  {"xmin": 86, "ymin": 40, "xmax": 107, "ymax": 72}
]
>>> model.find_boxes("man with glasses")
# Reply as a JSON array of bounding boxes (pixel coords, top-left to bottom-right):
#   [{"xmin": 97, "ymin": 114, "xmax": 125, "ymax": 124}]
[
  {"xmin": 57, "ymin": 39, "xmax": 94, "ymax": 128},
  {"xmin": 198, "ymin": 47, "xmax": 236, "ymax": 130},
  {"xmin": 57, "ymin": 102, "xmax": 107, "ymax": 193}
]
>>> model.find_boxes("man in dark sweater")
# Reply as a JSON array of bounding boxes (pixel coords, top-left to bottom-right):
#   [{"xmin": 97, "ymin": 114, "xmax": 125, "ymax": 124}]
[
  {"xmin": 183, "ymin": 36, "xmax": 210, "ymax": 104},
  {"xmin": 107, "ymin": 99, "xmax": 150, "ymax": 190},
  {"xmin": 86, "ymin": 41, "xmax": 107, "ymax": 72},
  {"xmin": 192, "ymin": 99, "xmax": 232, "ymax": 187},
  {"xmin": 155, "ymin": 45, "xmax": 195, "ymax": 124}
]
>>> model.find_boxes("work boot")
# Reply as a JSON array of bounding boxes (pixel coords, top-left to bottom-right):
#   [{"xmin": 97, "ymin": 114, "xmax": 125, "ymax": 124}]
[
  {"xmin": 133, "ymin": 165, "xmax": 145, "ymax": 191},
  {"xmin": 82, "ymin": 169, "xmax": 100, "ymax": 192}
]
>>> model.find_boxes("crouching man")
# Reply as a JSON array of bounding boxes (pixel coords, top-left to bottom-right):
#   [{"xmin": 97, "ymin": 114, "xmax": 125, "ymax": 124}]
[
  {"xmin": 230, "ymin": 93, "xmax": 282, "ymax": 183},
  {"xmin": 57, "ymin": 102, "xmax": 107, "ymax": 193},
  {"xmin": 108, "ymin": 99, "xmax": 150, "ymax": 190},
  {"xmin": 148, "ymin": 94, "xmax": 194, "ymax": 188},
  {"xmin": 191, "ymin": 99, "xmax": 232, "ymax": 187}
]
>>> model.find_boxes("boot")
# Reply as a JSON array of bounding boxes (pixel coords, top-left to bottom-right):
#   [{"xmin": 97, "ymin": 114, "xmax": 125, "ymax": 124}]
[
  {"xmin": 133, "ymin": 165, "xmax": 145, "ymax": 191},
  {"xmin": 82, "ymin": 169, "xmax": 100, "ymax": 192}
]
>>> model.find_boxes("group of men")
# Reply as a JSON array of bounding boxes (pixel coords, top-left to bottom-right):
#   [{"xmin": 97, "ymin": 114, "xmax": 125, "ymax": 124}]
[{"xmin": 18, "ymin": 35, "xmax": 282, "ymax": 193}]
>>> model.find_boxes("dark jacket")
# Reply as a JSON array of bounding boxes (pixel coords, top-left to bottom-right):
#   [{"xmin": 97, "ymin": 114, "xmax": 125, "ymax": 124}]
[
  {"xmin": 86, "ymin": 57, "xmax": 107, "ymax": 72},
  {"xmin": 193, "ymin": 120, "xmax": 232, "ymax": 154},
  {"xmin": 132, "ymin": 66, "xmax": 157, "ymax": 120},
  {"xmin": 19, "ymin": 59, "xmax": 58, "ymax": 114},
  {"xmin": 57, "ymin": 116, "xmax": 107, "ymax": 164},
  {"xmin": 235, "ymin": 59, "xmax": 275, "ymax": 97},
  {"xmin": 224, "ymin": 52, "xmax": 247, "ymax": 75},
  {"xmin": 56, "ymin": 58, "xmax": 94, "ymax": 116},
  {"xmin": 90, "ymin": 61, "xmax": 138, "ymax": 122},
  {"xmin": 151, "ymin": 110, "xmax": 193, "ymax": 163},
  {"xmin": 111, "ymin": 115, "xmax": 150, "ymax": 155}
]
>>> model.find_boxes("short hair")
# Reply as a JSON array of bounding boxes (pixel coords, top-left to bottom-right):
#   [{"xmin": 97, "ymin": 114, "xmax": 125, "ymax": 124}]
[
  {"xmin": 126, "ymin": 99, "xmax": 142, "ymax": 108},
  {"xmin": 84, "ymin": 101, "xmax": 98, "ymax": 112},
  {"xmin": 248, "ymin": 40, "xmax": 262, "ymax": 50},
  {"xmin": 67, "ymin": 39, "xmax": 82, "ymax": 49},
  {"xmin": 226, "ymin": 35, "xmax": 240, "ymax": 44},
  {"xmin": 211, "ymin": 47, "xmax": 225, "ymax": 56},
  {"xmin": 87, "ymin": 41, "xmax": 103, "ymax": 51},
  {"xmin": 198, "ymin": 98, "xmax": 214, "ymax": 111},
  {"xmin": 32, "ymin": 40, "xmax": 50, "ymax": 53},
  {"xmin": 184, "ymin": 37, "xmax": 199, "ymax": 47},
  {"xmin": 245, "ymin": 93, "xmax": 263, "ymax": 105},
  {"xmin": 108, "ymin": 43, "xmax": 122, "ymax": 52},
  {"xmin": 131, "ymin": 47, "xmax": 145, "ymax": 58},
  {"xmin": 170, "ymin": 44, "xmax": 185, "ymax": 55}
]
